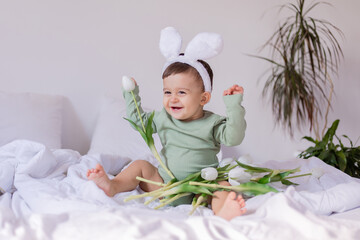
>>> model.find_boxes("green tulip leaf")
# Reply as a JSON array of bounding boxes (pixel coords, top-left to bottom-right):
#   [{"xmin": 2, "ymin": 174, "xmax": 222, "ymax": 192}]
[
  {"xmin": 235, "ymin": 160, "xmax": 273, "ymax": 173},
  {"xmin": 235, "ymin": 182, "xmax": 279, "ymax": 196},
  {"xmin": 281, "ymin": 179, "xmax": 298, "ymax": 186},
  {"xmin": 124, "ymin": 117, "xmax": 148, "ymax": 143},
  {"xmin": 145, "ymin": 111, "xmax": 155, "ymax": 144}
]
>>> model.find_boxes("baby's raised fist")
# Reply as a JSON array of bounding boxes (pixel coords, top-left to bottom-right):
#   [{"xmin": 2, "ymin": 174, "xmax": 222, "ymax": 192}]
[{"xmin": 223, "ymin": 84, "xmax": 244, "ymax": 96}]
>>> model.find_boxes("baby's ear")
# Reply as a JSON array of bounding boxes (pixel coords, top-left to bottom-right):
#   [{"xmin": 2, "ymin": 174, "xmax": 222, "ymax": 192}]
[{"xmin": 200, "ymin": 92, "xmax": 211, "ymax": 106}]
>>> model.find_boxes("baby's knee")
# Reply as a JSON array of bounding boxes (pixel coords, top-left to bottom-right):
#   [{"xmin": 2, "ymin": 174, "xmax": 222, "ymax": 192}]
[{"xmin": 131, "ymin": 159, "xmax": 152, "ymax": 168}]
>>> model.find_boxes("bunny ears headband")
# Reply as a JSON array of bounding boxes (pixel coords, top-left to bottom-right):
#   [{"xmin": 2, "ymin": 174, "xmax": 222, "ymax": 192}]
[{"xmin": 159, "ymin": 27, "xmax": 223, "ymax": 93}]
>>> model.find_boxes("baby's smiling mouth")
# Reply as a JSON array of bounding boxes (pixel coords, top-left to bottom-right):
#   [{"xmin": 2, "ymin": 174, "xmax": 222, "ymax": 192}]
[{"xmin": 171, "ymin": 106, "xmax": 183, "ymax": 111}]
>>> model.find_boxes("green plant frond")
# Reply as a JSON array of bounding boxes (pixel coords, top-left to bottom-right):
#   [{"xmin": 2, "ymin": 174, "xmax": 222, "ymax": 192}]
[
  {"xmin": 316, "ymin": 18, "xmax": 345, "ymax": 39},
  {"xmin": 342, "ymin": 135, "xmax": 354, "ymax": 147},
  {"xmin": 324, "ymin": 119, "xmax": 340, "ymax": 142},
  {"xmin": 250, "ymin": 54, "xmax": 284, "ymax": 68},
  {"xmin": 328, "ymin": 154, "xmax": 338, "ymax": 167},
  {"xmin": 260, "ymin": 22, "xmax": 289, "ymax": 52},
  {"xmin": 336, "ymin": 151, "xmax": 347, "ymax": 171},
  {"xmin": 335, "ymin": 135, "xmax": 345, "ymax": 149},
  {"xmin": 304, "ymin": 31, "xmax": 320, "ymax": 73},
  {"xmin": 300, "ymin": 146, "xmax": 317, "ymax": 157},
  {"xmin": 285, "ymin": 24, "xmax": 296, "ymax": 45},
  {"xmin": 326, "ymin": 36, "xmax": 343, "ymax": 67},
  {"xmin": 288, "ymin": 3, "xmax": 300, "ymax": 14},
  {"xmin": 302, "ymin": 69, "xmax": 327, "ymax": 97},
  {"xmin": 308, "ymin": 24, "xmax": 324, "ymax": 64},
  {"xmin": 302, "ymin": 136, "xmax": 317, "ymax": 143},
  {"xmin": 317, "ymin": 28, "xmax": 342, "ymax": 58},
  {"xmin": 302, "ymin": 69, "xmax": 326, "ymax": 89},
  {"xmin": 303, "ymin": 1, "xmax": 328, "ymax": 16},
  {"xmin": 296, "ymin": 106, "xmax": 304, "ymax": 124},
  {"xmin": 316, "ymin": 23, "xmax": 344, "ymax": 64},
  {"xmin": 319, "ymin": 38, "xmax": 338, "ymax": 69}
]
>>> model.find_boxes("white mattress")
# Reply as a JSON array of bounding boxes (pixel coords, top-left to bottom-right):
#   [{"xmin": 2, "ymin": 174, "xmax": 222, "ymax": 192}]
[{"xmin": 1, "ymin": 140, "xmax": 360, "ymax": 240}]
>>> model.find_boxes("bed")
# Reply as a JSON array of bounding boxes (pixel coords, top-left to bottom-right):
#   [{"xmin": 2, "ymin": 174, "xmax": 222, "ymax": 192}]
[{"xmin": 1, "ymin": 91, "xmax": 360, "ymax": 240}]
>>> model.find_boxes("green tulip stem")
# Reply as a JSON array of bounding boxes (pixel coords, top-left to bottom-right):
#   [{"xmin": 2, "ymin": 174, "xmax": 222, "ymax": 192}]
[
  {"xmin": 136, "ymin": 176, "xmax": 166, "ymax": 187},
  {"xmin": 154, "ymin": 193, "xmax": 191, "ymax": 210},
  {"xmin": 284, "ymin": 173, "xmax": 312, "ymax": 179},
  {"xmin": 149, "ymin": 144, "xmax": 175, "ymax": 179},
  {"xmin": 189, "ymin": 181, "xmax": 234, "ymax": 191},
  {"xmin": 145, "ymin": 193, "xmax": 163, "ymax": 205},
  {"xmin": 189, "ymin": 194, "xmax": 206, "ymax": 215},
  {"xmin": 124, "ymin": 189, "xmax": 162, "ymax": 202},
  {"xmin": 131, "ymin": 90, "xmax": 145, "ymax": 132}
]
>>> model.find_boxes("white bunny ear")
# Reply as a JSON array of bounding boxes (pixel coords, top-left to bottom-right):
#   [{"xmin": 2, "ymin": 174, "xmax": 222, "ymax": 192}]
[
  {"xmin": 185, "ymin": 32, "xmax": 223, "ymax": 60},
  {"xmin": 160, "ymin": 28, "xmax": 224, "ymax": 93},
  {"xmin": 159, "ymin": 27, "xmax": 182, "ymax": 60}
]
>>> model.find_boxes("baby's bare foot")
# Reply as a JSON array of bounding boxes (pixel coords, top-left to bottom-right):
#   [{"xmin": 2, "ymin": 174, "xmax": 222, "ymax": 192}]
[
  {"xmin": 216, "ymin": 192, "xmax": 246, "ymax": 221},
  {"xmin": 87, "ymin": 164, "xmax": 113, "ymax": 196}
]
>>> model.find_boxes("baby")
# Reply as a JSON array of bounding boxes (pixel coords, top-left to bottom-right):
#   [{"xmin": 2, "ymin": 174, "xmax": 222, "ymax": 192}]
[{"xmin": 87, "ymin": 27, "xmax": 247, "ymax": 220}]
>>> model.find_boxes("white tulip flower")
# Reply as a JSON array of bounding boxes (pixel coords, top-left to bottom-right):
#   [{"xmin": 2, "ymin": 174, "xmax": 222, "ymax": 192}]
[
  {"xmin": 201, "ymin": 167, "xmax": 218, "ymax": 181},
  {"xmin": 122, "ymin": 76, "xmax": 135, "ymax": 92},
  {"xmin": 228, "ymin": 167, "xmax": 252, "ymax": 186},
  {"xmin": 219, "ymin": 158, "xmax": 237, "ymax": 168},
  {"xmin": 311, "ymin": 168, "xmax": 324, "ymax": 179}
]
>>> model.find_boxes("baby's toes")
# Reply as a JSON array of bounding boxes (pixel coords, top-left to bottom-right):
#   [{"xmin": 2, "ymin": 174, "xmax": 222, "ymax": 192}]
[
  {"xmin": 238, "ymin": 198, "xmax": 245, "ymax": 207},
  {"xmin": 240, "ymin": 208, "xmax": 247, "ymax": 214},
  {"xmin": 87, "ymin": 169, "xmax": 97, "ymax": 177},
  {"xmin": 228, "ymin": 191, "xmax": 237, "ymax": 199}
]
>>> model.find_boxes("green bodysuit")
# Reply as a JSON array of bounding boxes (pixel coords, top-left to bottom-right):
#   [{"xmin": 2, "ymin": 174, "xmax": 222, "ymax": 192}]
[{"xmin": 123, "ymin": 85, "xmax": 246, "ymax": 204}]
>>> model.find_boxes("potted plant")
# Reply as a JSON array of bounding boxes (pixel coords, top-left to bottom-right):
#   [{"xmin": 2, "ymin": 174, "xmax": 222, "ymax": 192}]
[
  {"xmin": 254, "ymin": 1, "xmax": 360, "ymax": 177},
  {"xmin": 299, "ymin": 119, "xmax": 360, "ymax": 178},
  {"xmin": 256, "ymin": 0, "xmax": 343, "ymax": 139}
]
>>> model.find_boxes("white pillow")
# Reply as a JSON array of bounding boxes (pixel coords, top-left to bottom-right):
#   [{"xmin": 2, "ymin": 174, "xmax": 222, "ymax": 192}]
[
  {"xmin": 0, "ymin": 91, "xmax": 63, "ymax": 149},
  {"xmin": 89, "ymin": 96, "xmax": 223, "ymax": 161},
  {"xmin": 88, "ymin": 96, "xmax": 162, "ymax": 160}
]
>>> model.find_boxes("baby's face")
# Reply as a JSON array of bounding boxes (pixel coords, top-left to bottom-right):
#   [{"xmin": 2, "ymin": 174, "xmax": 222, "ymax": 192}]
[{"xmin": 163, "ymin": 72, "xmax": 209, "ymax": 122}]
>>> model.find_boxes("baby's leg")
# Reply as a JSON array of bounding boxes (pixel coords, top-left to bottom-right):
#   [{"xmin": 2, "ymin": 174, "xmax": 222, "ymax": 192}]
[
  {"xmin": 211, "ymin": 181, "xmax": 246, "ymax": 221},
  {"xmin": 87, "ymin": 160, "xmax": 163, "ymax": 197}
]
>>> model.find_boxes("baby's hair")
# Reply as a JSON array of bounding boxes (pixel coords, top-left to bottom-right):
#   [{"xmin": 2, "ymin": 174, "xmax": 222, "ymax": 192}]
[{"xmin": 162, "ymin": 54, "xmax": 213, "ymax": 91}]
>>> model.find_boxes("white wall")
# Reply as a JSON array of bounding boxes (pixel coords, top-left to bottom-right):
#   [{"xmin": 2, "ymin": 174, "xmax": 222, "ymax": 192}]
[{"xmin": 1, "ymin": 0, "xmax": 359, "ymax": 161}]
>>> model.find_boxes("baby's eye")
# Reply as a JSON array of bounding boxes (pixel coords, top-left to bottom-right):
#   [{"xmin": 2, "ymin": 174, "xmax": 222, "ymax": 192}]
[
  {"xmin": 178, "ymin": 91, "xmax": 186, "ymax": 95},
  {"xmin": 164, "ymin": 91, "xmax": 171, "ymax": 95}
]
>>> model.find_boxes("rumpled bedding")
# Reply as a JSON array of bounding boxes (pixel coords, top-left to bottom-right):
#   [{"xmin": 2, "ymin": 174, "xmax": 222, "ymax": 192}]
[{"xmin": 0, "ymin": 140, "xmax": 360, "ymax": 240}]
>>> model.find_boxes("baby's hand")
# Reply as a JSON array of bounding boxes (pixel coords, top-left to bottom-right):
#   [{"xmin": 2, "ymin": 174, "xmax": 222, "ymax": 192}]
[
  {"xmin": 223, "ymin": 84, "xmax": 244, "ymax": 96},
  {"xmin": 131, "ymin": 77, "xmax": 137, "ymax": 86}
]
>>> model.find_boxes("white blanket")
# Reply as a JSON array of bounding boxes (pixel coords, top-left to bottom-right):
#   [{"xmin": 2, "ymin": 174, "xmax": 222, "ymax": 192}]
[{"xmin": 1, "ymin": 140, "xmax": 360, "ymax": 240}]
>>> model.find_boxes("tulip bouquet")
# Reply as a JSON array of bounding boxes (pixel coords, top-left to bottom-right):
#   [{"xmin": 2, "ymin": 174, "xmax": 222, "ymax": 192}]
[{"xmin": 121, "ymin": 76, "xmax": 311, "ymax": 214}]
